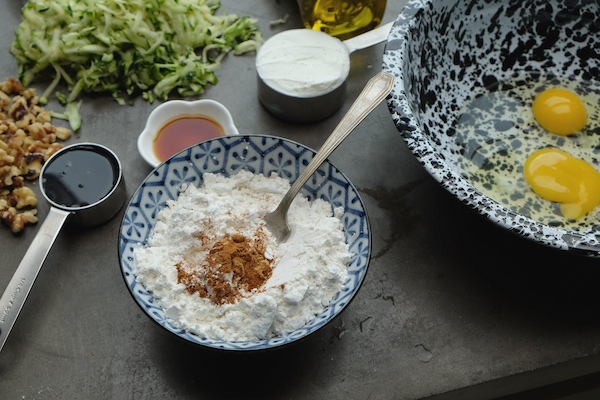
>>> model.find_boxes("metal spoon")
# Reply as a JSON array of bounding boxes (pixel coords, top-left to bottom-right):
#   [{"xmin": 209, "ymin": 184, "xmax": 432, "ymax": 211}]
[
  {"xmin": 264, "ymin": 71, "xmax": 395, "ymax": 243},
  {"xmin": 0, "ymin": 143, "xmax": 126, "ymax": 353}
]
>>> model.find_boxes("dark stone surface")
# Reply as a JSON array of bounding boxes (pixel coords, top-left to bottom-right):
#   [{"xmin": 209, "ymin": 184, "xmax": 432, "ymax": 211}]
[{"xmin": 1, "ymin": 1, "xmax": 599, "ymax": 399}]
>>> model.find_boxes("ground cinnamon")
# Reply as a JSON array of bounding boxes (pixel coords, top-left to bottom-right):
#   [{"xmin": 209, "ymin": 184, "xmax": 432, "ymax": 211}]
[{"xmin": 176, "ymin": 230, "xmax": 273, "ymax": 305}]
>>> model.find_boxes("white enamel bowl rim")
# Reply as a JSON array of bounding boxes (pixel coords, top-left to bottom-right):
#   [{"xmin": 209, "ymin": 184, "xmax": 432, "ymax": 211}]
[
  {"xmin": 137, "ymin": 99, "xmax": 239, "ymax": 167},
  {"xmin": 383, "ymin": 0, "xmax": 600, "ymax": 256}
]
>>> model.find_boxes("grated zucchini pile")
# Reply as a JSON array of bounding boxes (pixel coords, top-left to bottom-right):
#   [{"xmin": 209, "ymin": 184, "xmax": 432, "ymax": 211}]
[{"xmin": 10, "ymin": 0, "xmax": 262, "ymax": 125}]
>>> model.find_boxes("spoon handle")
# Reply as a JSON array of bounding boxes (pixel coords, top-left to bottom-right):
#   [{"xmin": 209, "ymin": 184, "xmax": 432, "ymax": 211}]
[
  {"xmin": 0, "ymin": 207, "xmax": 70, "ymax": 353},
  {"xmin": 277, "ymin": 71, "xmax": 395, "ymax": 217}
]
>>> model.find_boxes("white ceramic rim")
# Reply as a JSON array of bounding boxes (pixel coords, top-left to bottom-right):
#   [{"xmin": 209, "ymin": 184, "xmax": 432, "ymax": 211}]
[{"xmin": 137, "ymin": 99, "xmax": 239, "ymax": 167}]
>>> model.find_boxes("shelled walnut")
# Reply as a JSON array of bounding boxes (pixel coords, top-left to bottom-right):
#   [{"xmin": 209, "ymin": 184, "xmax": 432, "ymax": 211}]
[{"xmin": 0, "ymin": 77, "xmax": 71, "ymax": 233}]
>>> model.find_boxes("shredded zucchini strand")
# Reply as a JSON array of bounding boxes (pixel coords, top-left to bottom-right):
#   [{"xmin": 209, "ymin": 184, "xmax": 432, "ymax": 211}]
[{"xmin": 11, "ymin": 0, "xmax": 262, "ymax": 115}]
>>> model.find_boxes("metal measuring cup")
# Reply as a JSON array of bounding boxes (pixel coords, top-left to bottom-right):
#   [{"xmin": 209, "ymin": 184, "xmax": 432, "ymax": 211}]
[
  {"xmin": 256, "ymin": 22, "xmax": 393, "ymax": 123},
  {"xmin": 0, "ymin": 142, "xmax": 126, "ymax": 352}
]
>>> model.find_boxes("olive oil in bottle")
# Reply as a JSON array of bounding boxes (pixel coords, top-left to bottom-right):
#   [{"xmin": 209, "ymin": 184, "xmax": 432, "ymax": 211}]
[{"xmin": 297, "ymin": 0, "xmax": 386, "ymax": 40}]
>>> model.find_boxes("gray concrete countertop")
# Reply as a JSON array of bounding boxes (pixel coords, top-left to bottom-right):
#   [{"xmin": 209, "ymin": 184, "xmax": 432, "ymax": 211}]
[{"xmin": 1, "ymin": 1, "xmax": 600, "ymax": 399}]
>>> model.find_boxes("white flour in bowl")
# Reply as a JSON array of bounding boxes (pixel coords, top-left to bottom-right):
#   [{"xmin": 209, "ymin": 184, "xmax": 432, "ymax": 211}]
[{"xmin": 133, "ymin": 170, "xmax": 351, "ymax": 342}]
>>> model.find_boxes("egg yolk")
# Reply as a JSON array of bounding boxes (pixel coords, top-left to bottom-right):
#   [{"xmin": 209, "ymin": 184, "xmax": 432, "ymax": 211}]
[
  {"xmin": 532, "ymin": 88, "xmax": 587, "ymax": 136},
  {"xmin": 524, "ymin": 148, "xmax": 600, "ymax": 219}
]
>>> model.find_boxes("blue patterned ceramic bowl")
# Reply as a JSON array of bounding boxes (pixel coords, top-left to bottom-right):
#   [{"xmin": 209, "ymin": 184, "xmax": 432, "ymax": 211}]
[
  {"xmin": 119, "ymin": 134, "xmax": 370, "ymax": 350},
  {"xmin": 384, "ymin": 0, "xmax": 600, "ymax": 255}
]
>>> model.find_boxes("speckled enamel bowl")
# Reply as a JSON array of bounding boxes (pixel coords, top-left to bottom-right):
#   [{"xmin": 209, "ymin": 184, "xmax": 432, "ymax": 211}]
[
  {"xmin": 119, "ymin": 134, "xmax": 370, "ymax": 351},
  {"xmin": 384, "ymin": 0, "xmax": 600, "ymax": 255}
]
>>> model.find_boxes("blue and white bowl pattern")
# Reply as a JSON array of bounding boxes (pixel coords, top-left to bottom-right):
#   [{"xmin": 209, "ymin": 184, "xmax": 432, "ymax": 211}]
[
  {"xmin": 119, "ymin": 134, "xmax": 371, "ymax": 351},
  {"xmin": 384, "ymin": 0, "xmax": 600, "ymax": 255}
]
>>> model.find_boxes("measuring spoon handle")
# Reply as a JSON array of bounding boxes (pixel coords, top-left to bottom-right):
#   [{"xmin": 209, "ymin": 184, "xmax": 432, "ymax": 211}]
[{"xmin": 0, "ymin": 207, "xmax": 70, "ymax": 353}]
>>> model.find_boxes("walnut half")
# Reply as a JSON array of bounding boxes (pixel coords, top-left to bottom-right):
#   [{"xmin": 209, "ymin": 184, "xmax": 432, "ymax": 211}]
[{"xmin": 0, "ymin": 77, "xmax": 72, "ymax": 233}]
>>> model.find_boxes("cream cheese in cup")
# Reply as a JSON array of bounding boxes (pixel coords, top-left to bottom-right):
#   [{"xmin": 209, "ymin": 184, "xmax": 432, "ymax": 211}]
[{"xmin": 256, "ymin": 22, "xmax": 392, "ymax": 123}]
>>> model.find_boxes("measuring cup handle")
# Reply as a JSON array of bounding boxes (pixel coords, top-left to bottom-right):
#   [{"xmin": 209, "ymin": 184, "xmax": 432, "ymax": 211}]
[
  {"xmin": 0, "ymin": 207, "xmax": 70, "ymax": 353},
  {"xmin": 343, "ymin": 21, "xmax": 394, "ymax": 54}
]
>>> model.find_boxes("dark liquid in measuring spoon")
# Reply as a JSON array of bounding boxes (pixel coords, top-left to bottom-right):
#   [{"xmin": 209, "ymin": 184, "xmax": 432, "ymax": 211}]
[{"xmin": 42, "ymin": 147, "xmax": 118, "ymax": 208}]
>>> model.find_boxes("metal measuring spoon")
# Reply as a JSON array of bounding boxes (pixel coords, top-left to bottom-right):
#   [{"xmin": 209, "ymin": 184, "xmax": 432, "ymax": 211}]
[
  {"xmin": 264, "ymin": 71, "xmax": 395, "ymax": 243},
  {"xmin": 0, "ymin": 143, "xmax": 126, "ymax": 352}
]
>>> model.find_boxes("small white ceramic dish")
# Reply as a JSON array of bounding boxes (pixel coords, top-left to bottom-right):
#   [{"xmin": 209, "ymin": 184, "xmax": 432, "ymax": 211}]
[{"xmin": 137, "ymin": 99, "xmax": 239, "ymax": 167}]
